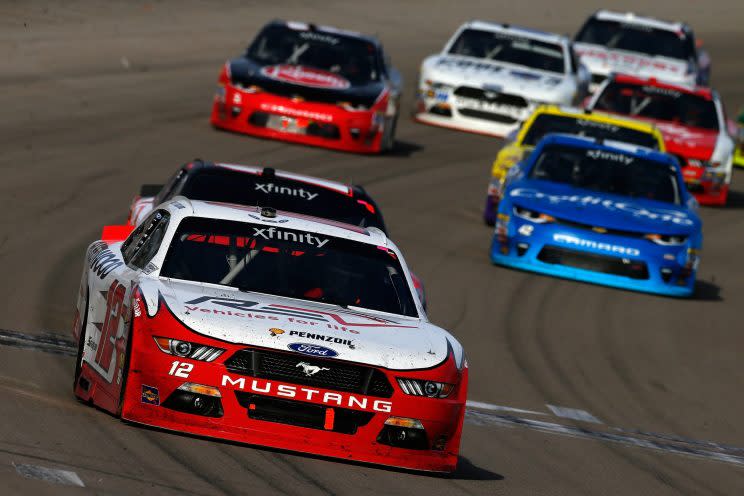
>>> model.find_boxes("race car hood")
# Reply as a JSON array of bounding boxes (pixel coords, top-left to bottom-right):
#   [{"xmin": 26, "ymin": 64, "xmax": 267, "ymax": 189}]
[
  {"xmin": 421, "ymin": 54, "xmax": 573, "ymax": 99},
  {"xmin": 228, "ymin": 57, "xmax": 385, "ymax": 108},
  {"xmin": 508, "ymin": 180, "xmax": 700, "ymax": 235},
  {"xmin": 653, "ymin": 122, "xmax": 718, "ymax": 161},
  {"xmin": 149, "ymin": 279, "xmax": 455, "ymax": 371},
  {"xmin": 574, "ymin": 43, "xmax": 689, "ymax": 83}
]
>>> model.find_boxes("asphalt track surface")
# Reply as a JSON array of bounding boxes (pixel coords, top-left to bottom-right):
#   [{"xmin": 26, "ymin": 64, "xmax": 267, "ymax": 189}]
[{"xmin": 1, "ymin": 1, "xmax": 744, "ymax": 494}]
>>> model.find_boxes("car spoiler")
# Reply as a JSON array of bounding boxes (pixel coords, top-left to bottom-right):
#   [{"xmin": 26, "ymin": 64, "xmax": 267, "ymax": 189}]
[{"xmin": 101, "ymin": 225, "xmax": 135, "ymax": 242}]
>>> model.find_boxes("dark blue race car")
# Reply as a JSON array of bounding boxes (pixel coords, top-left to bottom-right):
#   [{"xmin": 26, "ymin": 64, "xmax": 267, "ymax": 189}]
[{"xmin": 490, "ymin": 134, "xmax": 702, "ymax": 297}]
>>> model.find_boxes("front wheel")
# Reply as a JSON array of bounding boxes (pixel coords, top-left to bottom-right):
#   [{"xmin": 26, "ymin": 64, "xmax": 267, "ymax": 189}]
[
  {"xmin": 380, "ymin": 114, "xmax": 398, "ymax": 153},
  {"xmin": 72, "ymin": 289, "xmax": 89, "ymax": 396}
]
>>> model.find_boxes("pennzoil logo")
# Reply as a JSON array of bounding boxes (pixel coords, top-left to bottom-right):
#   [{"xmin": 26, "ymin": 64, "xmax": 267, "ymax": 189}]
[{"xmin": 269, "ymin": 328, "xmax": 285, "ymax": 337}]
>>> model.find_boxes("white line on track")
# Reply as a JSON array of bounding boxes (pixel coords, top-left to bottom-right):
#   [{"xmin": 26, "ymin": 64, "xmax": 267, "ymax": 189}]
[
  {"xmin": 14, "ymin": 463, "xmax": 85, "ymax": 487},
  {"xmin": 465, "ymin": 400, "xmax": 547, "ymax": 416},
  {"xmin": 546, "ymin": 404, "xmax": 602, "ymax": 424},
  {"xmin": 465, "ymin": 409, "xmax": 744, "ymax": 468}
]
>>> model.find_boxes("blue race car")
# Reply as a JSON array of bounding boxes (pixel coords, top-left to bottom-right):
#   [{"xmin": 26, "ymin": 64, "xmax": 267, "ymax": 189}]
[{"xmin": 490, "ymin": 134, "xmax": 702, "ymax": 297}]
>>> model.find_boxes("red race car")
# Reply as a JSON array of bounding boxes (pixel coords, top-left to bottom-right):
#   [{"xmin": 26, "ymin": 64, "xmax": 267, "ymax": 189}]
[
  {"xmin": 587, "ymin": 74, "xmax": 734, "ymax": 206},
  {"xmin": 72, "ymin": 200, "xmax": 467, "ymax": 472},
  {"xmin": 210, "ymin": 21, "xmax": 401, "ymax": 153}
]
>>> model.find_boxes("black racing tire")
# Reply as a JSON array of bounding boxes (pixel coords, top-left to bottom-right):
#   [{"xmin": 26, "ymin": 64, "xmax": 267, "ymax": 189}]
[
  {"xmin": 116, "ymin": 322, "xmax": 134, "ymax": 418},
  {"xmin": 72, "ymin": 287, "xmax": 89, "ymax": 396},
  {"xmin": 381, "ymin": 113, "xmax": 398, "ymax": 153}
]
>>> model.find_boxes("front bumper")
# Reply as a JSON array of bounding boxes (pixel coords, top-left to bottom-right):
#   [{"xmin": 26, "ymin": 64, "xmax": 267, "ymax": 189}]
[
  {"xmin": 412, "ymin": 88, "xmax": 534, "ymax": 138},
  {"xmin": 682, "ymin": 166, "xmax": 730, "ymax": 206},
  {"xmin": 121, "ymin": 303, "xmax": 467, "ymax": 473},
  {"xmin": 210, "ymin": 84, "xmax": 386, "ymax": 154},
  {"xmin": 489, "ymin": 217, "xmax": 697, "ymax": 297}
]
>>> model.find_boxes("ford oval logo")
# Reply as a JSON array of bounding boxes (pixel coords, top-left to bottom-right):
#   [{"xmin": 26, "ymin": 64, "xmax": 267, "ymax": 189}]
[{"xmin": 288, "ymin": 343, "xmax": 339, "ymax": 358}]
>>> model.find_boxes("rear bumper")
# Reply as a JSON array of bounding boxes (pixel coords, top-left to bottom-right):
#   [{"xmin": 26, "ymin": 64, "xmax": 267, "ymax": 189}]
[
  {"xmin": 120, "ymin": 304, "xmax": 467, "ymax": 473},
  {"xmin": 210, "ymin": 84, "xmax": 385, "ymax": 154}
]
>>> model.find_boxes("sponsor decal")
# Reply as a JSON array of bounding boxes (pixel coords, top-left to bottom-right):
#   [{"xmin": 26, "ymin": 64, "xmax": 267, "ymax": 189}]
[
  {"xmin": 298, "ymin": 31, "xmax": 340, "ymax": 45},
  {"xmin": 183, "ymin": 296, "xmax": 410, "ymax": 329},
  {"xmin": 288, "ymin": 330, "xmax": 355, "ymax": 349},
  {"xmin": 254, "ymin": 182, "xmax": 319, "ymax": 200},
  {"xmin": 141, "ymin": 385, "xmax": 160, "ymax": 405},
  {"xmin": 435, "ymin": 57, "xmax": 503, "ymax": 74},
  {"xmin": 510, "ymin": 188, "xmax": 694, "ymax": 226},
  {"xmin": 642, "ymin": 85, "xmax": 682, "ymax": 98},
  {"xmin": 510, "ymin": 70, "xmax": 541, "ymax": 81},
  {"xmin": 252, "ymin": 226, "xmax": 329, "ymax": 248},
  {"xmin": 585, "ymin": 149, "xmax": 634, "ymax": 165},
  {"xmin": 269, "ymin": 328, "xmax": 285, "ymax": 337},
  {"xmin": 296, "ymin": 361, "xmax": 330, "ymax": 377},
  {"xmin": 553, "ymin": 233, "xmax": 640, "ymax": 256},
  {"xmin": 575, "ymin": 48, "xmax": 682, "ymax": 73},
  {"xmin": 260, "ymin": 64, "xmax": 350, "ymax": 90},
  {"xmin": 288, "ymin": 342, "xmax": 339, "ymax": 357},
  {"xmin": 221, "ymin": 375, "xmax": 393, "ymax": 413},
  {"xmin": 88, "ymin": 241, "xmax": 124, "ymax": 279},
  {"xmin": 259, "ymin": 103, "xmax": 334, "ymax": 122},
  {"xmin": 576, "ymin": 120, "xmax": 620, "ymax": 133}
]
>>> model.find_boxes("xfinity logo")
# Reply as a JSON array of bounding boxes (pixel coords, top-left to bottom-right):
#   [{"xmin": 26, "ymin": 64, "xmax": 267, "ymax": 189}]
[
  {"xmin": 510, "ymin": 188, "xmax": 693, "ymax": 226},
  {"xmin": 576, "ymin": 120, "xmax": 619, "ymax": 133},
  {"xmin": 252, "ymin": 226, "xmax": 329, "ymax": 248},
  {"xmin": 585, "ymin": 149, "xmax": 634, "ymax": 165},
  {"xmin": 221, "ymin": 375, "xmax": 393, "ymax": 413},
  {"xmin": 255, "ymin": 182, "xmax": 318, "ymax": 200},
  {"xmin": 554, "ymin": 233, "xmax": 640, "ymax": 256}
]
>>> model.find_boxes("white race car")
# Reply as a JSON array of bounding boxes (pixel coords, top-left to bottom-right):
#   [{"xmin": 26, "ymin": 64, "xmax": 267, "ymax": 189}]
[
  {"xmin": 414, "ymin": 21, "xmax": 590, "ymax": 137},
  {"xmin": 72, "ymin": 199, "xmax": 468, "ymax": 472},
  {"xmin": 574, "ymin": 10, "xmax": 711, "ymax": 92}
]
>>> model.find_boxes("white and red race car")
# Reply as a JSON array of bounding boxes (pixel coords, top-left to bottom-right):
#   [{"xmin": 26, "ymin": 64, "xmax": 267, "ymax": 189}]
[
  {"xmin": 574, "ymin": 10, "xmax": 711, "ymax": 92},
  {"xmin": 72, "ymin": 199, "xmax": 467, "ymax": 472}
]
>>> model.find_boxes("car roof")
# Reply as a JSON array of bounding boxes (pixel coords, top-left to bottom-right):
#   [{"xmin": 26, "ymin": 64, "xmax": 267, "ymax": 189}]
[
  {"xmin": 198, "ymin": 161, "xmax": 356, "ymax": 196},
  {"xmin": 461, "ymin": 20, "xmax": 569, "ymax": 46},
  {"xmin": 609, "ymin": 74, "xmax": 715, "ymax": 100},
  {"xmin": 268, "ymin": 19, "xmax": 380, "ymax": 47},
  {"xmin": 531, "ymin": 105, "xmax": 665, "ymax": 136},
  {"xmin": 534, "ymin": 133, "xmax": 677, "ymax": 166},
  {"xmin": 593, "ymin": 10, "xmax": 687, "ymax": 32},
  {"xmin": 160, "ymin": 197, "xmax": 390, "ymax": 247}
]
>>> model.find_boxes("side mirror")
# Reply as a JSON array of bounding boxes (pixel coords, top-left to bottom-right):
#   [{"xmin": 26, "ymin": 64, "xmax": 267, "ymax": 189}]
[
  {"xmin": 101, "ymin": 225, "xmax": 135, "ymax": 242},
  {"xmin": 139, "ymin": 184, "xmax": 164, "ymax": 197}
]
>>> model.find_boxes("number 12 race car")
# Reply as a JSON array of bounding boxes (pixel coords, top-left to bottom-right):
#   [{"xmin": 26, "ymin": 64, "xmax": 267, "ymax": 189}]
[
  {"xmin": 72, "ymin": 199, "xmax": 467, "ymax": 472},
  {"xmin": 211, "ymin": 20, "xmax": 401, "ymax": 153}
]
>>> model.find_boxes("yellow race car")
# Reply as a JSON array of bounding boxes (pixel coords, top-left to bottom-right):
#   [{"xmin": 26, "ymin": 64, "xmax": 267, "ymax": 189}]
[
  {"xmin": 483, "ymin": 105, "xmax": 666, "ymax": 225},
  {"xmin": 734, "ymin": 109, "xmax": 744, "ymax": 168}
]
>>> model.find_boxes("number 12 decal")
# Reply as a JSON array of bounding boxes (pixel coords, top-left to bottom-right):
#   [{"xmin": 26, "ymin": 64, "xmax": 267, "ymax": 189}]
[
  {"xmin": 169, "ymin": 361, "xmax": 194, "ymax": 378},
  {"xmin": 91, "ymin": 279, "xmax": 127, "ymax": 382}
]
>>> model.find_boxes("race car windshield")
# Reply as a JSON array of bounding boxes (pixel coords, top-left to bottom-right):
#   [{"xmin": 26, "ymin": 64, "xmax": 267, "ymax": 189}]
[
  {"xmin": 575, "ymin": 19, "xmax": 694, "ymax": 60},
  {"xmin": 529, "ymin": 145, "xmax": 681, "ymax": 204},
  {"xmin": 246, "ymin": 25, "xmax": 380, "ymax": 84},
  {"xmin": 448, "ymin": 29, "xmax": 565, "ymax": 74},
  {"xmin": 161, "ymin": 217, "xmax": 417, "ymax": 317},
  {"xmin": 522, "ymin": 114, "xmax": 660, "ymax": 149},
  {"xmin": 593, "ymin": 82, "xmax": 719, "ymax": 131},
  {"xmin": 180, "ymin": 167, "xmax": 386, "ymax": 231}
]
